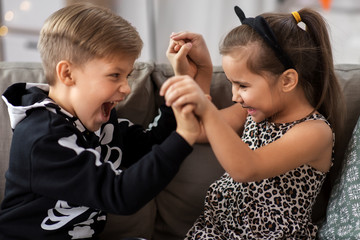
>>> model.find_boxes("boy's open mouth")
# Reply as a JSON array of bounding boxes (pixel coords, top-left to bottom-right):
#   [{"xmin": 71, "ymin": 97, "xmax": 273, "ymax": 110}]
[{"xmin": 102, "ymin": 101, "xmax": 118, "ymax": 118}]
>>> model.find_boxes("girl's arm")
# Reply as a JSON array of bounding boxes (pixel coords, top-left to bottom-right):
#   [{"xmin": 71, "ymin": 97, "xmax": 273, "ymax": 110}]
[
  {"xmin": 161, "ymin": 75, "xmax": 247, "ymax": 142},
  {"xmin": 195, "ymin": 103, "xmax": 247, "ymax": 143},
  {"xmin": 161, "ymin": 76, "xmax": 333, "ymax": 182},
  {"xmin": 200, "ymin": 103, "xmax": 333, "ymax": 182}
]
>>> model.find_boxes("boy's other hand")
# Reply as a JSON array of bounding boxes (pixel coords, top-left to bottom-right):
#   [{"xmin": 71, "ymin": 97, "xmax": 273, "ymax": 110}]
[{"xmin": 173, "ymin": 104, "xmax": 200, "ymax": 145}]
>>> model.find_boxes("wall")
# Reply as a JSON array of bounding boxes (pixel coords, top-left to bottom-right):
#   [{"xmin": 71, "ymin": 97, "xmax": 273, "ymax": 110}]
[
  {"xmin": 0, "ymin": 0, "xmax": 359, "ymax": 65},
  {"xmin": 114, "ymin": 0, "xmax": 279, "ymax": 65},
  {"xmin": 0, "ymin": 0, "xmax": 64, "ymax": 62}
]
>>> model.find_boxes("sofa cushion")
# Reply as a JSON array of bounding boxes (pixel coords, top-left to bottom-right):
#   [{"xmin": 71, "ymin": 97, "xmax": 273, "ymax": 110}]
[
  {"xmin": 0, "ymin": 62, "xmax": 46, "ymax": 201},
  {"xmin": 115, "ymin": 62, "xmax": 157, "ymax": 127},
  {"xmin": 153, "ymin": 144, "xmax": 225, "ymax": 240},
  {"xmin": 312, "ymin": 64, "xmax": 360, "ymax": 223},
  {"xmin": 317, "ymin": 116, "xmax": 360, "ymax": 239},
  {"xmin": 150, "ymin": 65, "xmax": 233, "ymax": 240},
  {"xmin": 100, "ymin": 201, "xmax": 156, "ymax": 239},
  {"xmin": 1, "ymin": 62, "xmax": 359, "ymax": 240}
]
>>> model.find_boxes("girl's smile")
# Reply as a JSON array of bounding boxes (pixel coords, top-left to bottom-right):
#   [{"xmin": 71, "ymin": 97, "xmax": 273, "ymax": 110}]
[
  {"xmin": 245, "ymin": 107, "xmax": 257, "ymax": 116},
  {"xmin": 222, "ymin": 49, "xmax": 281, "ymax": 123}
]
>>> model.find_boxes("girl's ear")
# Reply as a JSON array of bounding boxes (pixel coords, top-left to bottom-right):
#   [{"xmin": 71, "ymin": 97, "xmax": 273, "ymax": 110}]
[
  {"xmin": 56, "ymin": 60, "xmax": 75, "ymax": 86},
  {"xmin": 280, "ymin": 69, "xmax": 298, "ymax": 93}
]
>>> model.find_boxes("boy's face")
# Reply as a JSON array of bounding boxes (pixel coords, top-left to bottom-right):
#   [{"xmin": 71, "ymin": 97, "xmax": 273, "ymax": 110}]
[{"xmin": 67, "ymin": 56, "xmax": 135, "ymax": 131}]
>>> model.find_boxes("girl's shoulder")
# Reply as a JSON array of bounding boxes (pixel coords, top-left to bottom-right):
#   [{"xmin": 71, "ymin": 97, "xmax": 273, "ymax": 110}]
[
  {"xmin": 247, "ymin": 112, "xmax": 331, "ymax": 132},
  {"xmin": 297, "ymin": 112, "xmax": 329, "ymax": 126}
]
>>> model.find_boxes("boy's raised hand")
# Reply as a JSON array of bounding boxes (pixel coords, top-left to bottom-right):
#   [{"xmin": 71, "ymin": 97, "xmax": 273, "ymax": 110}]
[
  {"xmin": 169, "ymin": 32, "xmax": 212, "ymax": 73},
  {"xmin": 167, "ymin": 37, "xmax": 197, "ymax": 78},
  {"xmin": 167, "ymin": 31, "xmax": 213, "ymax": 95}
]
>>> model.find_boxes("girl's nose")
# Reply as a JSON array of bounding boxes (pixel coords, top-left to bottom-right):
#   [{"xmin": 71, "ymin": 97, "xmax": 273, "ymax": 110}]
[
  {"xmin": 232, "ymin": 89, "xmax": 243, "ymax": 104},
  {"xmin": 232, "ymin": 94, "xmax": 243, "ymax": 103}
]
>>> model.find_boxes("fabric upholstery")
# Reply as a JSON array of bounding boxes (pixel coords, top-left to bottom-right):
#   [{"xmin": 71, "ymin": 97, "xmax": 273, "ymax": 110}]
[
  {"xmin": 317, "ymin": 117, "xmax": 360, "ymax": 238},
  {"xmin": 0, "ymin": 62, "xmax": 359, "ymax": 239},
  {"xmin": 312, "ymin": 64, "xmax": 360, "ymax": 224},
  {"xmin": 0, "ymin": 62, "xmax": 46, "ymax": 201}
]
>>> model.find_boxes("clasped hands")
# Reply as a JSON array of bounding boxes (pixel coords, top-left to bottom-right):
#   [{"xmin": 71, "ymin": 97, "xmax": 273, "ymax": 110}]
[{"xmin": 161, "ymin": 32, "xmax": 214, "ymax": 144}]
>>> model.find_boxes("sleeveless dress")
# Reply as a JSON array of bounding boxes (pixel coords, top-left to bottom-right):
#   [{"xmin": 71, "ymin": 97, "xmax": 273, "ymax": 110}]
[{"xmin": 186, "ymin": 113, "xmax": 333, "ymax": 239}]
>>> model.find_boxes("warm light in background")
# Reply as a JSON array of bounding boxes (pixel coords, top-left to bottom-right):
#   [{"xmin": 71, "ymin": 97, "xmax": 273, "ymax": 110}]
[
  {"xmin": 0, "ymin": 25, "xmax": 9, "ymax": 37},
  {"xmin": 4, "ymin": 11, "xmax": 14, "ymax": 22},
  {"xmin": 320, "ymin": 0, "xmax": 332, "ymax": 10},
  {"xmin": 20, "ymin": 0, "xmax": 31, "ymax": 11}
]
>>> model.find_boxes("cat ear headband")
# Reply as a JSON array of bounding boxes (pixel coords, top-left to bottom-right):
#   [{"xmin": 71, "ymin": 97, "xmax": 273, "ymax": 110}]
[{"xmin": 234, "ymin": 6, "xmax": 295, "ymax": 70}]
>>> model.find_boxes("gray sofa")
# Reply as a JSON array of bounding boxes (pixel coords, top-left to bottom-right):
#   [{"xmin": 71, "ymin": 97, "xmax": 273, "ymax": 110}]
[{"xmin": 0, "ymin": 61, "xmax": 359, "ymax": 239}]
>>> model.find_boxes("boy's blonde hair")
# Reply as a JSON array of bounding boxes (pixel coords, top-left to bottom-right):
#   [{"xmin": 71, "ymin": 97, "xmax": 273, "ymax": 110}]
[{"xmin": 38, "ymin": 3, "xmax": 143, "ymax": 85}]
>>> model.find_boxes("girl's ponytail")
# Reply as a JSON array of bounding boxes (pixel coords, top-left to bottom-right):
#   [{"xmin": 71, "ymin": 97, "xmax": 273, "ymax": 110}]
[{"xmin": 296, "ymin": 8, "xmax": 344, "ymax": 132}]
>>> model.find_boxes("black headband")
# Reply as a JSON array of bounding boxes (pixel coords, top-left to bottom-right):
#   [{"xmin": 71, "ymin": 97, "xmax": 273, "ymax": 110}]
[{"xmin": 234, "ymin": 6, "xmax": 295, "ymax": 70}]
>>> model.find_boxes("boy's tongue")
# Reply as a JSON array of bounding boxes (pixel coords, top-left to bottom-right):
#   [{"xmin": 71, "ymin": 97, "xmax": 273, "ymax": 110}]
[{"xmin": 102, "ymin": 102, "xmax": 113, "ymax": 119}]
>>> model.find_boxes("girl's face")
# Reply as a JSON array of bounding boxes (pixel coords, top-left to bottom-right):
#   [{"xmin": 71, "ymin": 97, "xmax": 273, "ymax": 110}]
[
  {"xmin": 67, "ymin": 56, "xmax": 135, "ymax": 131},
  {"xmin": 222, "ymin": 49, "xmax": 282, "ymax": 123}
]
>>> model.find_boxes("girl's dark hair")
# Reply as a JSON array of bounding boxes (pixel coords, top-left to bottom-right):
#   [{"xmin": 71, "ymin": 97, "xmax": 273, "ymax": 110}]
[{"xmin": 220, "ymin": 8, "xmax": 344, "ymax": 132}]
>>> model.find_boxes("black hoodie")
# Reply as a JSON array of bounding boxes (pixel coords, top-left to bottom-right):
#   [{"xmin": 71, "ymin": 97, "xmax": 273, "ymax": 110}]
[{"xmin": 0, "ymin": 83, "xmax": 192, "ymax": 239}]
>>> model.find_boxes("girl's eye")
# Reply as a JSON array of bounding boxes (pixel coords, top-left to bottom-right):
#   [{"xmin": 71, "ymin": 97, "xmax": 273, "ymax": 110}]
[
  {"xmin": 232, "ymin": 82, "xmax": 246, "ymax": 89},
  {"xmin": 111, "ymin": 73, "xmax": 120, "ymax": 78}
]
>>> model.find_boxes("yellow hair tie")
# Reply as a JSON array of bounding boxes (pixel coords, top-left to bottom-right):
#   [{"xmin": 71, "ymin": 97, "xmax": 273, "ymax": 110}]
[{"xmin": 292, "ymin": 11, "xmax": 301, "ymax": 23}]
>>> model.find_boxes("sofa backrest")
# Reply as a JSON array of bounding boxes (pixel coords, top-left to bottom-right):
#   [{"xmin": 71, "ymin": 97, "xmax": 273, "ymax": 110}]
[
  {"xmin": 1, "ymin": 61, "xmax": 359, "ymax": 223},
  {"xmin": 312, "ymin": 64, "xmax": 360, "ymax": 222},
  {"xmin": 0, "ymin": 62, "xmax": 46, "ymax": 201}
]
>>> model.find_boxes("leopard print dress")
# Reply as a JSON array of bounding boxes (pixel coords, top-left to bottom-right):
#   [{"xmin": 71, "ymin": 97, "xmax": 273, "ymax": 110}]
[{"xmin": 185, "ymin": 113, "xmax": 332, "ymax": 240}]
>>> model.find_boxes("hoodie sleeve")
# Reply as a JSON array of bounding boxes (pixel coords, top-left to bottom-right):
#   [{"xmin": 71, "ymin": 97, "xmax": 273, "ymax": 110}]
[
  {"xmin": 114, "ymin": 105, "xmax": 178, "ymax": 167},
  {"xmin": 10, "ymin": 108, "xmax": 192, "ymax": 215}
]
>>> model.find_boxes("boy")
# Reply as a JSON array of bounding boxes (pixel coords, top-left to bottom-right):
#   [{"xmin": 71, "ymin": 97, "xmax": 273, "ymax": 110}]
[{"xmin": 0, "ymin": 3, "xmax": 200, "ymax": 239}]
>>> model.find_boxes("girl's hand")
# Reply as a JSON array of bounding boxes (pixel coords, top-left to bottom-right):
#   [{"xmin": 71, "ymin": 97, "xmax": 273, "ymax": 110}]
[{"xmin": 160, "ymin": 75, "xmax": 209, "ymax": 117}]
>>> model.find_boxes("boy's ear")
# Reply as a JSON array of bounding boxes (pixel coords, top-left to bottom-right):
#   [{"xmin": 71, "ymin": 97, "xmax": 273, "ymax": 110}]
[
  {"xmin": 56, "ymin": 60, "xmax": 75, "ymax": 86},
  {"xmin": 280, "ymin": 69, "xmax": 298, "ymax": 93}
]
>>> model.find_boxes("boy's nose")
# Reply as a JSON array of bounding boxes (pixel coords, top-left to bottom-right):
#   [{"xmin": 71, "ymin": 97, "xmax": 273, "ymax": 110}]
[{"xmin": 120, "ymin": 81, "xmax": 131, "ymax": 95}]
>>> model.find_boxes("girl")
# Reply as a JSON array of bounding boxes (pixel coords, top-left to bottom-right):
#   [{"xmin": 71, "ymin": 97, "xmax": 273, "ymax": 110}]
[{"xmin": 161, "ymin": 6, "xmax": 344, "ymax": 239}]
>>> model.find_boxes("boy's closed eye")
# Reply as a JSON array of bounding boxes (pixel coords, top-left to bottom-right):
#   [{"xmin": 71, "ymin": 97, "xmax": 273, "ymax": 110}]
[
  {"xmin": 125, "ymin": 69, "xmax": 135, "ymax": 79},
  {"xmin": 108, "ymin": 71, "xmax": 132, "ymax": 81},
  {"xmin": 110, "ymin": 73, "xmax": 120, "ymax": 79}
]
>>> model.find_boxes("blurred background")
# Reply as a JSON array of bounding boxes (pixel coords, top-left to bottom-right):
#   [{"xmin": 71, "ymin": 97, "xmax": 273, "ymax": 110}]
[{"xmin": 0, "ymin": 0, "xmax": 359, "ymax": 66}]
